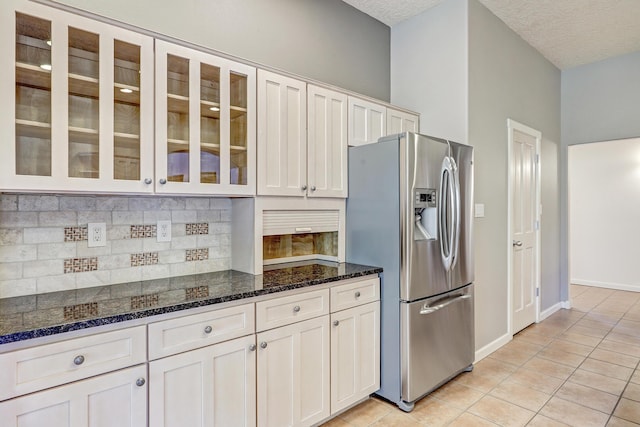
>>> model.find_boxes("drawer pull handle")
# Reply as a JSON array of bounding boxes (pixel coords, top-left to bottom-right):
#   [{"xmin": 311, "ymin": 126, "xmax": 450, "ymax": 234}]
[
  {"xmin": 260, "ymin": 341, "xmax": 268, "ymax": 349},
  {"xmin": 355, "ymin": 291, "xmax": 361, "ymax": 298},
  {"xmin": 144, "ymin": 178, "xmax": 152, "ymax": 185},
  {"xmin": 159, "ymin": 178, "xmax": 167, "ymax": 185},
  {"xmin": 136, "ymin": 378, "xmax": 146, "ymax": 387},
  {"xmin": 293, "ymin": 305, "xmax": 301, "ymax": 313},
  {"xmin": 249, "ymin": 344, "xmax": 257, "ymax": 351},
  {"xmin": 204, "ymin": 325, "xmax": 213, "ymax": 334},
  {"xmin": 73, "ymin": 355, "xmax": 85, "ymax": 366},
  {"xmin": 333, "ymin": 320, "xmax": 340, "ymax": 326}
]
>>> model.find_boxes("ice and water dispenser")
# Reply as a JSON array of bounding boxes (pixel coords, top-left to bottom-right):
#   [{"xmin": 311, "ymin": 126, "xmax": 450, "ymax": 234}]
[{"xmin": 414, "ymin": 188, "xmax": 437, "ymax": 240}]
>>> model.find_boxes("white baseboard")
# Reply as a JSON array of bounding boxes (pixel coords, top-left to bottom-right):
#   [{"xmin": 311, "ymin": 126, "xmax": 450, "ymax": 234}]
[
  {"xmin": 539, "ymin": 302, "xmax": 562, "ymax": 321},
  {"xmin": 561, "ymin": 300, "xmax": 571, "ymax": 309},
  {"xmin": 571, "ymin": 279, "xmax": 640, "ymax": 293},
  {"xmin": 474, "ymin": 332, "xmax": 511, "ymax": 363}
]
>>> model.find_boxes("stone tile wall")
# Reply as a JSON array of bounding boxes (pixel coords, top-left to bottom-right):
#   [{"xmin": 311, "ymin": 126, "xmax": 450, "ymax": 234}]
[{"xmin": 0, "ymin": 194, "xmax": 232, "ymax": 298}]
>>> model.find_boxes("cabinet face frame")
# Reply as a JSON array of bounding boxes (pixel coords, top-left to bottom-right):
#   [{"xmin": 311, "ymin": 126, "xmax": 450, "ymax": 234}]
[
  {"xmin": 1, "ymin": 0, "xmax": 155, "ymax": 193},
  {"xmin": 347, "ymin": 96, "xmax": 387, "ymax": 147},
  {"xmin": 387, "ymin": 108, "xmax": 419, "ymax": 135},
  {"xmin": 155, "ymin": 39, "xmax": 256, "ymax": 196}
]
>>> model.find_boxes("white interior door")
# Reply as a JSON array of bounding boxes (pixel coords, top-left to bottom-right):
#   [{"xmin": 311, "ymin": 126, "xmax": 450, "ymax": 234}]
[{"xmin": 509, "ymin": 119, "xmax": 540, "ymax": 334}]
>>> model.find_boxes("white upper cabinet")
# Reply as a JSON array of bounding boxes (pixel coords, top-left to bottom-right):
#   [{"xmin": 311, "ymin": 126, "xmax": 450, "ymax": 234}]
[
  {"xmin": 155, "ymin": 40, "xmax": 256, "ymax": 195},
  {"xmin": 347, "ymin": 96, "xmax": 386, "ymax": 147},
  {"xmin": 307, "ymin": 85, "xmax": 348, "ymax": 198},
  {"xmin": 387, "ymin": 108, "xmax": 419, "ymax": 135},
  {"xmin": 0, "ymin": 0, "xmax": 155, "ymax": 193},
  {"xmin": 257, "ymin": 69, "xmax": 307, "ymax": 197}
]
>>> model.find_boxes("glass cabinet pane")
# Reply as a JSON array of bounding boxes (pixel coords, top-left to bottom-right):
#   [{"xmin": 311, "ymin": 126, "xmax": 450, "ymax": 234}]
[
  {"xmin": 114, "ymin": 40, "xmax": 141, "ymax": 181},
  {"xmin": 15, "ymin": 13, "xmax": 52, "ymax": 176},
  {"xmin": 68, "ymin": 27, "xmax": 99, "ymax": 179},
  {"xmin": 167, "ymin": 54, "xmax": 189, "ymax": 182},
  {"xmin": 200, "ymin": 63, "xmax": 220, "ymax": 184},
  {"xmin": 230, "ymin": 72, "xmax": 248, "ymax": 185}
]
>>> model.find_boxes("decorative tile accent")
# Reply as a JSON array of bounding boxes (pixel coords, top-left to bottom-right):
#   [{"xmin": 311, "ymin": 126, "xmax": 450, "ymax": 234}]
[
  {"xmin": 186, "ymin": 222, "xmax": 209, "ymax": 235},
  {"xmin": 130, "ymin": 293, "xmax": 159, "ymax": 310},
  {"xmin": 63, "ymin": 302, "xmax": 98, "ymax": 320},
  {"xmin": 130, "ymin": 225, "xmax": 157, "ymax": 239},
  {"xmin": 64, "ymin": 257, "xmax": 98, "ymax": 273},
  {"xmin": 185, "ymin": 286, "xmax": 209, "ymax": 300},
  {"xmin": 186, "ymin": 248, "xmax": 209, "ymax": 262},
  {"xmin": 130, "ymin": 252, "xmax": 159, "ymax": 267},
  {"xmin": 64, "ymin": 226, "xmax": 88, "ymax": 242}
]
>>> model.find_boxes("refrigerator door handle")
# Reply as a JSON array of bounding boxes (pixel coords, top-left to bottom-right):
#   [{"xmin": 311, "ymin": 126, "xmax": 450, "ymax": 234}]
[
  {"xmin": 419, "ymin": 293, "xmax": 472, "ymax": 315},
  {"xmin": 439, "ymin": 156, "xmax": 459, "ymax": 271}
]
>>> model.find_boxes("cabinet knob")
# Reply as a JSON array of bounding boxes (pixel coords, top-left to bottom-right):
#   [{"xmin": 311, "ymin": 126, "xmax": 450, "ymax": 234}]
[
  {"xmin": 144, "ymin": 178, "xmax": 152, "ymax": 185},
  {"xmin": 310, "ymin": 186, "xmax": 316, "ymax": 192},
  {"xmin": 204, "ymin": 325, "xmax": 213, "ymax": 334},
  {"xmin": 159, "ymin": 178, "xmax": 167, "ymax": 185},
  {"xmin": 355, "ymin": 291, "xmax": 361, "ymax": 298},
  {"xmin": 73, "ymin": 355, "xmax": 85, "ymax": 366},
  {"xmin": 136, "ymin": 378, "xmax": 146, "ymax": 387},
  {"xmin": 301, "ymin": 185, "xmax": 308, "ymax": 191},
  {"xmin": 333, "ymin": 320, "xmax": 340, "ymax": 326},
  {"xmin": 249, "ymin": 344, "xmax": 257, "ymax": 351},
  {"xmin": 293, "ymin": 305, "xmax": 301, "ymax": 313},
  {"xmin": 260, "ymin": 341, "xmax": 268, "ymax": 349}
]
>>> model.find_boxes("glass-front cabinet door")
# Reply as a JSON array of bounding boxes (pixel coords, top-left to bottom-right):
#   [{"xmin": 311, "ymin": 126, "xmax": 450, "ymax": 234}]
[
  {"xmin": 0, "ymin": 0, "xmax": 154, "ymax": 193},
  {"xmin": 155, "ymin": 40, "xmax": 256, "ymax": 195}
]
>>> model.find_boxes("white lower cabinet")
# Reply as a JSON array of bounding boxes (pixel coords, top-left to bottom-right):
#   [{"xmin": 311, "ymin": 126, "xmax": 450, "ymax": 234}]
[
  {"xmin": 0, "ymin": 364, "xmax": 147, "ymax": 427},
  {"xmin": 149, "ymin": 332, "xmax": 256, "ymax": 427},
  {"xmin": 256, "ymin": 315, "xmax": 330, "ymax": 427},
  {"xmin": 330, "ymin": 301, "xmax": 380, "ymax": 414}
]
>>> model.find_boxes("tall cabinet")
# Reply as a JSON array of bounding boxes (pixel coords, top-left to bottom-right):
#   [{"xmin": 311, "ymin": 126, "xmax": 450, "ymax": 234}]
[
  {"xmin": 155, "ymin": 40, "xmax": 256, "ymax": 195},
  {"xmin": 0, "ymin": 0, "xmax": 155, "ymax": 193}
]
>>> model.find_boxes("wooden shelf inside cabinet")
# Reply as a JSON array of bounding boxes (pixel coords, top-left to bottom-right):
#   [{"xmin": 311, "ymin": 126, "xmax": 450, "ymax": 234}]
[
  {"xmin": 69, "ymin": 126, "xmax": 99, "ymax": 145},
  {"xmin": 114, "ymin": 83, "xmax": 140, "ymax": 104},
  {"xmin": 16, "ymin": 62, "xmax": 51, "ymax": 90},
  {"xmin": 69, "ymin": 73, "xmax": 99, "ymax": 98},
  {"xmin": 114, "ymin": 132, "xmax": 141, "ymax": 148},
  {"xmin": 16, "ymin": 119, "xmax": 51, "ymax": 139},
  {"xmin": 167, "ymin": 93, "xmax": 189, "ymax": 114},
  {"xmin": 201, "ymin": 100, "xmax": 221, "ymax": 119},
  {"xmin": 230, "ymin": 105, "xmax": 247, "ymax": 119}
]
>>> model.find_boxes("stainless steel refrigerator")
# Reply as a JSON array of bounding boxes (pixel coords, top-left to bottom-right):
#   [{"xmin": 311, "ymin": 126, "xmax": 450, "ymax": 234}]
[{"xmin": 346, "ymin": 132, "xmax": 474, "ymax": 412}]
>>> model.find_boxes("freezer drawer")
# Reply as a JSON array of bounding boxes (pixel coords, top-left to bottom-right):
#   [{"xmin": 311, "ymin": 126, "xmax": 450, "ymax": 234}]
[{"xmin": 400, "ymin": 285, "xmax": 474, "ymax": 404}]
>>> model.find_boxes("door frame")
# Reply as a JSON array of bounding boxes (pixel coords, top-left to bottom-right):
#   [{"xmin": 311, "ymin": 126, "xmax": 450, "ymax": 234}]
[{"xmin": 506, "ymin": 118, "xmax": 542, "ymax": 335}]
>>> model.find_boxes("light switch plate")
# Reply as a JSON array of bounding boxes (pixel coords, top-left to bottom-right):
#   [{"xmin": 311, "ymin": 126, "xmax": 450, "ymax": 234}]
[
  {"xmin": 157, "ymin": 220, "xmax": 171, "ymax": 242},
  {"xmin": 87, "ymin": 223, "xmax": 107, "ymax": 247},
  {"xmin": 474, "ymin": 203, "xmax": 485, "ymax": 218}
]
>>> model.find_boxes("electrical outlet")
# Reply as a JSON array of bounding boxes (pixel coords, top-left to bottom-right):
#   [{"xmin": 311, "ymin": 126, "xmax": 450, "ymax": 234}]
[
  {"xmin": 157, "ymin": 220, "xmax": 172, "ymax": 242},
  {"xmin": 87, "ymin": 223, "xmax": 107, "ymax": 247}
]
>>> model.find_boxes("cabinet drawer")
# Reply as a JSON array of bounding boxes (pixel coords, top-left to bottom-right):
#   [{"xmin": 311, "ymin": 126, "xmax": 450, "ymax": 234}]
[
  {"xmin": 148, "ymin": 303, "xmax": 255, "ymax": 360},
  {"xmin": 0, "ymin": 325, "xmax": 146, "ymax": 401},
  {"xmin": 330, "ymin": 277, "xmax": 380, "ymax": 312},
  {"xmin": 256, "ymin": 289, "xmax": 329, "ymax": 331}
]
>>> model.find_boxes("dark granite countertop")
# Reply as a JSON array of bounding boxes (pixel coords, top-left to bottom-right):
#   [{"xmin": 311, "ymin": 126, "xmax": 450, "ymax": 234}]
[{"xmin": 0, "ymin": 261, "xmax": 382, "ymax": 345}]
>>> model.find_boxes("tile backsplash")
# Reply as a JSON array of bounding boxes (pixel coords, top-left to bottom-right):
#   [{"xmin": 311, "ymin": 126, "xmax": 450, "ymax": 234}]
[{"xmin": 0, "ymin": 194, "xmax": 232, "ymax": 298}]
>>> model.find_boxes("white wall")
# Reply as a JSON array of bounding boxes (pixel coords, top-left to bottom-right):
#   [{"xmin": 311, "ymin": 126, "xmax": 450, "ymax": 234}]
[
  {"xmin": 390, "ymin": 0, "xmax": 468, "ymax": 143},
  {"xmin": 49, "ymin": 0, "xmax": 391, "ymax": 100},
  {"xmin": 569, "ymin": 138, "xmax": 640, "ymax": 291},
  {"xmin": 560, "ymin": 51, "xmax": 640, "ymax": 300}
]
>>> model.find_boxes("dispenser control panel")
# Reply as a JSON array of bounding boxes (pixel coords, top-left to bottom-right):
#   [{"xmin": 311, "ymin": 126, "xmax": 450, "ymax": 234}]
[{"xmin": 415, "ymin": 188, "xmax": 437, "ymax": 208}]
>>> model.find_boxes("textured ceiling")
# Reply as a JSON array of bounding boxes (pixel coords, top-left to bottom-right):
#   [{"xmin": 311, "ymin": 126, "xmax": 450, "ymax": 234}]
[{"xmin": 342, "ymin": 0, "xmax": 640, "ymax": 69}]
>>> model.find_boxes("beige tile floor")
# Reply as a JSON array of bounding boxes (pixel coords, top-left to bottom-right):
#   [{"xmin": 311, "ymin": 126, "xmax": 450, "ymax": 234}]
[{"xmin": 321, "ymin": 285, "xmax": 640, "ymax": 426}]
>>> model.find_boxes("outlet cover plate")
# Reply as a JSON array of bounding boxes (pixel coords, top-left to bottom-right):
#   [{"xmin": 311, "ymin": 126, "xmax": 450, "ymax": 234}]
[
  {"xmin": 88, "ymin": 223, "xmax": 107, "ymax": 247},
  {"xmin": 157, "ymin": 221, "xmax": 171, "ymax": 242}
]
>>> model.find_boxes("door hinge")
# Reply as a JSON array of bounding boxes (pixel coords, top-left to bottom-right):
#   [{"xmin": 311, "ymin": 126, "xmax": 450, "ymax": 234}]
[{"xmin": 536, "ymin": 288, "xmax": 540, "ymax": 297}]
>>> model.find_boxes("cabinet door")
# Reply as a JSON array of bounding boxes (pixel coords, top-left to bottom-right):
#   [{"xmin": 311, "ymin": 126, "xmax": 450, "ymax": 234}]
[
  {"xmin": 1, "ymin": 0, "xmax": 155, "ymax": 193},
  {"xmin": 257, "ymin": 69, "xmax": 307, "ymax": 197},
  {"xmin": 0, "ymin": 364, "xmax": 147, "ymax": 427},
  {"xmin": 149, "ymin": 334, "xmax": 256, "ymax": 427},
  {"xmin": 307, "ymin": 85, "xmax": 348, "ymax": 198},
  {"xmin": 330, "ymin": 301, "xmax": 380, "ymax": 414},
  {"xmin": 257, "ymin": 316, "xmax": 330, "ymax": 427},
  {"xmin": 155, "ymin": 40, "xmax": 256, "ymax": 195},
  {"xmin": 387, "ymin": 108, "xmax": 419, "ymax": 135},
  {"xmin": 347, "ymin": 97, "xmax": 386, "ymax": 147}
]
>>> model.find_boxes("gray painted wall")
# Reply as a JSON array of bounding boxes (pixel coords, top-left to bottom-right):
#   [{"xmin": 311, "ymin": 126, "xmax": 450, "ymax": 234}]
[
  {"xmin": 560, "ymin": 51, "xmax": 640, "ymax": 300},
  {"xmin": 50, "ymin": 0, "xmax": 391, "ymax": 100},
  {"xmin": 468, "ymin": 0, "xmax": 561, "ymax": 348}
]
